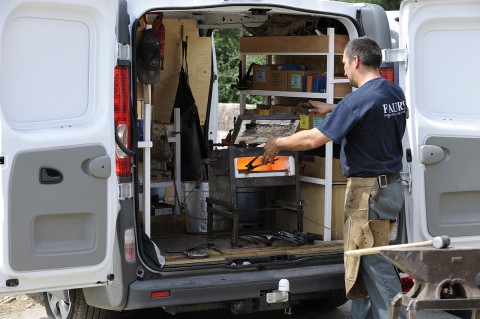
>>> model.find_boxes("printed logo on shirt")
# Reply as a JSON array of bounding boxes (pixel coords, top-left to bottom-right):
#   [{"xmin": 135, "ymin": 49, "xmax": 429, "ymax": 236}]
[{"xmin": 383, "ymin": 100, "xmax": 406, "ymax": 118}]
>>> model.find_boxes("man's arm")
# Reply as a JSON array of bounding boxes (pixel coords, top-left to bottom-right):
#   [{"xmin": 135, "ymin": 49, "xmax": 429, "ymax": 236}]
[{"xmin": 261, "ymin": 128, "xmax": 331, "ymax": 164}]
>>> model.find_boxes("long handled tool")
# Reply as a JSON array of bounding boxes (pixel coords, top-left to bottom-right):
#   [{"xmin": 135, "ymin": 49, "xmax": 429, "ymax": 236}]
[{"xmin": 344, "ymin": 235, "xmax": 450, "ymax": 257}]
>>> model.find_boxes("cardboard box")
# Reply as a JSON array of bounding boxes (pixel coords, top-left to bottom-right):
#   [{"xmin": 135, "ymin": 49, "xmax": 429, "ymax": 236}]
[
  {"xmin": 334, "ymin": 82, "xmax": 353, "ymax": 97},
  {"xmin": 287, "ymin": 70, "xmax": 304, "ymax": 91},
  {"xmin": 297, "ymin": 114, "xmax": 310, "ymax": 131},
  {"xmin": 271, "ymin": 105, "xmax": 295, "ymax": 115},
  {"xmin": 299, "ymin": 160, "xmax": 315, "ymax": 177},
  {"xmin": 296, "ymin": 114, "xmax": 326, "ymax": 131},
  {"xmin": 268, "ymin": 70, "xmax": 287, "ymax": 91},
  {"xmin": 314, "ymin": 156, "xmax": 347, "ymax": 182},
  {"xmin": 276, "ymin": 183, "xmax": 347, "ymax": 240},
  {"xmin": 253, "ymin": 65, "xmax": 274, "ymax": 90},
  {"xmin": 255, "ymin": 104, "xmax": 272, "ymax": 115},
  {"xmin": 310, "ymin": 114, "xmax": 325, "ymax": 129}
]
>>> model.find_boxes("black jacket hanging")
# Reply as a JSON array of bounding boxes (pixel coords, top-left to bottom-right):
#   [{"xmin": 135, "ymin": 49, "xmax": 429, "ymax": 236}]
[{"xmin": 171, "ymin": 39, "xmax": 207, "ymax": 181}]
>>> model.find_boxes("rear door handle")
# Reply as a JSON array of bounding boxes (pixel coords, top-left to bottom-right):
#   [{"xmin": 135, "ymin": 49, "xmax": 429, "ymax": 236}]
[{"xmin": 39, "ymin": 167, "xmax": 63, "ymax": 184}]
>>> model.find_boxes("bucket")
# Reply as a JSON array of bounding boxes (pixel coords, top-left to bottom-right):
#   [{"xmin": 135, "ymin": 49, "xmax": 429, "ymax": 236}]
[{"xmin": 182, "ymin": 182, "xmax": 229, "ymax": 234}]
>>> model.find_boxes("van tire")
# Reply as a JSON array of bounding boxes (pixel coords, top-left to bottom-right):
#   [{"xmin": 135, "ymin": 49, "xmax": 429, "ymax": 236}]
[{"xmin": 44, "ymin": 289, "xmax": 116, "ymax": 319}]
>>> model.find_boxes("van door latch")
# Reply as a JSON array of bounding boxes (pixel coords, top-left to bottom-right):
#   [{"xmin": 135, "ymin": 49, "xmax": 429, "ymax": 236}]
[{"xmin": 39, "ymin": 167, "xmax": 63, "ymax": 184}]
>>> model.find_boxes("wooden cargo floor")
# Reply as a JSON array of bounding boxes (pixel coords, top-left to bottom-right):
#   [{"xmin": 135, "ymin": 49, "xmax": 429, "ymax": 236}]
[{"xmin": 153, "ymin": 234, "xmax": 344, "ymax": 266}]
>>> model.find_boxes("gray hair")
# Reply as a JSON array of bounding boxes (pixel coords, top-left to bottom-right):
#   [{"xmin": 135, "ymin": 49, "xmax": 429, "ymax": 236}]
[{"xmin": 344, "ymin": 36, "xmax": 382, "ymax": 68}]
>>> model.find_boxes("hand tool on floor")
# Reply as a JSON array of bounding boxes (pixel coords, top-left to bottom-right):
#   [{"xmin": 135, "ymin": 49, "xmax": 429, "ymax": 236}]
[{"xmin": 344, "ymin": 235, "xmax": 450, "ymax": 257}]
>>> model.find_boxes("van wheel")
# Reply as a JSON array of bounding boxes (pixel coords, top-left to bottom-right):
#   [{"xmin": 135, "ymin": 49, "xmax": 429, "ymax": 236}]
[
  {"xmin": 302, "ymin": 289, "xmax": 348, "ymax": 310},
  {"xmin": 44, "ymin": 289, "xmax": 114, "ymax": 319}
]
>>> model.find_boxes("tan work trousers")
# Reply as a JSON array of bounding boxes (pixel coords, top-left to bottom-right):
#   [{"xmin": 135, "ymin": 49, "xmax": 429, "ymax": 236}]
[{"xmin": 343, "ymin": 177, "xmax": 394, "ymax": 300}]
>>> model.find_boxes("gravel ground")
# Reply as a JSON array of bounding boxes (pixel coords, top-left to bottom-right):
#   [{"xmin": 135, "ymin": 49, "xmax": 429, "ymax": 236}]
[{"xmin": 0, "ymin": 294, "xmax": 44, "ymax": 317}]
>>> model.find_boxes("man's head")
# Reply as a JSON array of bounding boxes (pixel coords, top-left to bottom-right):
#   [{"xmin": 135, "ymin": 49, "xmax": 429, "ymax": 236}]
[{"xmin": 342, "ymin": 37, "xmax": 382, "ymax": 87}]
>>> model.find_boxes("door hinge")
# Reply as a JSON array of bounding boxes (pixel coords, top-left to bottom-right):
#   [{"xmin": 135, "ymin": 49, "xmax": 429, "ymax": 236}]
[{"xmin": 382, "ymin": 48, "xmax": 407, "ymax": 63}]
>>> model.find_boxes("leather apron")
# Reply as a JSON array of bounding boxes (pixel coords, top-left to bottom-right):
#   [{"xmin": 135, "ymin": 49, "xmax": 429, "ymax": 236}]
[{"xmin": 344, "ymin": 177, "xmax": 394, "ymax": 300}]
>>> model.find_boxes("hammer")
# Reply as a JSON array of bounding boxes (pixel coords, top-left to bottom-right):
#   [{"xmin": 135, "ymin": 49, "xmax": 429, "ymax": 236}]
[{"xmin": 344, "ymin": 235, "xmax": 450, "ymax": 257}]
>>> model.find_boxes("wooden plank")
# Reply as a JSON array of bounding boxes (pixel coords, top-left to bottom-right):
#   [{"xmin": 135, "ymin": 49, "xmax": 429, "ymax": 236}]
[
  {"xmin": 240, "ymin": 35, "xmax": 349, "ymax": 54},
  {"xmin": 164, "ymin": 242, "xmax": 344, "ymax": 266},
  {"xmin": 152, "ymin": 19, "xmax": 212, "ymax": 125}
]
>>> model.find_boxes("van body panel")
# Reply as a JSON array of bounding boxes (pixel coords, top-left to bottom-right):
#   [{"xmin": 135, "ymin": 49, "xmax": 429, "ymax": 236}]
[
  {"xmin": 127, "ymin": 1, "xmax": 365, "ymax": 38},
  {"xmin": 125, "ymin": 260, "xmax": 344, "ymax": 310},
  {"xmin": 0, "ymin": 0, "xmax": 118, "ymax": 294},
  {"xmin": 399, "ymin": 0, "xmax": 480, "ymax": 245}
]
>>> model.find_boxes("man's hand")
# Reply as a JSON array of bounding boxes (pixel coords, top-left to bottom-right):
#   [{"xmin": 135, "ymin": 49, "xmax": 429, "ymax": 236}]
[
  {"xmin": 262, "ymin": 137, "xmax": 279, "ymax": 165},
  {"xmin": 307, "ymin": 100, "xmax": 336, "ymax": 115}
]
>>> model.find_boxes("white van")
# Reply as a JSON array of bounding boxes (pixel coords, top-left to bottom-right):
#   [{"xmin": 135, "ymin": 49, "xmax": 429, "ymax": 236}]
[{"xmin": 1, "ymin": 0, "xmax": 479, "ymax": 318}]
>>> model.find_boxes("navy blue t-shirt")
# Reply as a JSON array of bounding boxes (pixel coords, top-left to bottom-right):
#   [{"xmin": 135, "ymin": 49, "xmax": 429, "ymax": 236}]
[{"xmin": 316, "ymin": 77, "xmax": 406, "ymax": 177}]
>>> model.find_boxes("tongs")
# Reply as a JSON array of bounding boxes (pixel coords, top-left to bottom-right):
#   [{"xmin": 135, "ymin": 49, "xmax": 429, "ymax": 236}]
[{"xmin": 245, "ymin": 154, "xmax": 279, "ymax": 171}]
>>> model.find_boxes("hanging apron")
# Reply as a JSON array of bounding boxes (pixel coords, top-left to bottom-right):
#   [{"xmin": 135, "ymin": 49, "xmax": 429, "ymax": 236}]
[
  {"xmin": 171, "ymin": 40, "xmax": 207, "ymax": 181},
  {"xmin": 343, "ymin": 177, "xmax": 394, "ymax": 299}
]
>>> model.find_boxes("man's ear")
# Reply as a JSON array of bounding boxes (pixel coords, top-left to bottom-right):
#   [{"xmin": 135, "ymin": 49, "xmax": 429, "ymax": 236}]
[{"xmin": 353, "ymin": 56, "xmax": 360, "ymax": 68}]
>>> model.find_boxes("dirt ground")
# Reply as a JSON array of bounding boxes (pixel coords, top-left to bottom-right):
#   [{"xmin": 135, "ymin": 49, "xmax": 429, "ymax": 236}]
[{"xmin": 0, "ymin": 293, "xmax": 44, "ymax": 316}]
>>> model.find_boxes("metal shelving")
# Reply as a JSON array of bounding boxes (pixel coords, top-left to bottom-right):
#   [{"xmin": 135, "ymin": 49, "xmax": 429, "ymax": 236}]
[{"xmin": 239, "ymin": 28, "xmax": 347, "ymax": 241}]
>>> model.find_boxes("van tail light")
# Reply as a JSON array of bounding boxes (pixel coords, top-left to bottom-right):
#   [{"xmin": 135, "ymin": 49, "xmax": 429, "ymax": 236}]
[
  {"xmin": 379, "ymin": 67, "xmax": 394, "ymax": 83},
  {"xmin": 114, "ymin": 65, "xmax": 131, "ymax": 177},
  {"xmin": 124, "ymin": 227, "xmax": 136, "ymax": 263}
]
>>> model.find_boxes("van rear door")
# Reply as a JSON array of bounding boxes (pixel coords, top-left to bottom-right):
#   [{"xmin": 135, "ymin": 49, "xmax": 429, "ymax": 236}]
[
  {"xmin": 399, "ymin": 0, "xmax": 480, "ymax": 245},
  {"xmin": 0, "ymin": 0, "xmax": 118, "ymax": 294}
]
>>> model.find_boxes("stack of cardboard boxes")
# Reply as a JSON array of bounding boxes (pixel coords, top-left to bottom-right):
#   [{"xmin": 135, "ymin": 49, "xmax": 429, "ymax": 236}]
[{"xmin": 252, "ymin": 65, "xmax": 328, "ymax": 93}]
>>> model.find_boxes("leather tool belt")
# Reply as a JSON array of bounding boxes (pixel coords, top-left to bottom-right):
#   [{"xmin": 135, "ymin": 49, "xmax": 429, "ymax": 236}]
[{"xmin": 343, "ymin": 176, "xmax": 395, "ymax": 299}]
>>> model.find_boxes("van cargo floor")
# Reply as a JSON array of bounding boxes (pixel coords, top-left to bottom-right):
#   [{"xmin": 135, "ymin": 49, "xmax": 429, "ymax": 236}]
[{"xmin": 153, "ymin": 234, "xmax": 343, "ymax": 267}]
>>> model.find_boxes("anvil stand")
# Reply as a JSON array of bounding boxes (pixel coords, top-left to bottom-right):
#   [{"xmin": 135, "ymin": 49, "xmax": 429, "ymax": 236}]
[{"xmin": 380, "ymin": 247, "xmax": 480, "ymax": 319}]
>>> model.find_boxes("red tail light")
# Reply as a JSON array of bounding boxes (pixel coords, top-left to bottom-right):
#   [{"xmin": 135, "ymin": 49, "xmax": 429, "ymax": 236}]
[
  {"xmin": 114, "ymin": 65, "xmax": 131, "ymax": 177},
  {"xmin": 380, "ymin": 67, "xmax": 395, "ymax": 83}
]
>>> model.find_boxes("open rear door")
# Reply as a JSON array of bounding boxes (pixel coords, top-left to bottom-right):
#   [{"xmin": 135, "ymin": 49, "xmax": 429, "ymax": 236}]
[
  {"xmin": 0, "ymin": 0, "xmax": 118, "ymax": 294},
  {"xmin": 399, "ymin": 0, "xmax": 480, "ymax": 245}
]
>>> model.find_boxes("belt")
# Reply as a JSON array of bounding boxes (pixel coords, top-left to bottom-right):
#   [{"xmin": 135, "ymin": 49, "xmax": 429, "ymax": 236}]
[{"xmin": 377, "ymin": 172, "xmax": 401, "ymax": 188}]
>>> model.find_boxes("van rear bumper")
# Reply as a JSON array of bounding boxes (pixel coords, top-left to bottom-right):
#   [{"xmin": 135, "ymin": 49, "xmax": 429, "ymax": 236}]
[{"xmin": 124, "ymin": 261, "xmax": 345, "ymax": 310}]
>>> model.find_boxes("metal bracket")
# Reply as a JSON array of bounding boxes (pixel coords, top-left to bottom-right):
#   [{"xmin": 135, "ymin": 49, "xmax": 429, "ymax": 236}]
[
  {"xmin": 382, "ymin": 48, "xmax": 407, "ymax": 63},
  {"xmin": 116, "ymin": 43, "xmax": 131, "ymax": 61}
]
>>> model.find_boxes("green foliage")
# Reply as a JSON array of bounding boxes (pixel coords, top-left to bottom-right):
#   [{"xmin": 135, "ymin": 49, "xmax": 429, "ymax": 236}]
[{"xmin": 213, "ymin": 29, "xmax": 265, "ymax": 104}]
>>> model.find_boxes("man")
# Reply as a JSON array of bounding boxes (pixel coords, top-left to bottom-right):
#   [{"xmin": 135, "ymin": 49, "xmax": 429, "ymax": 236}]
[{"xmin": 262, "ymin": 37, "xmax": 407, "ymax": 319}]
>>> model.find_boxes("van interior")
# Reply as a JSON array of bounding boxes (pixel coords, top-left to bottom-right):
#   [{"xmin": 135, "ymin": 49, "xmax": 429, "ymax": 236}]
[{"xmin": 133, "ymin": 5, "xmax": 355, "ymax": 271}]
